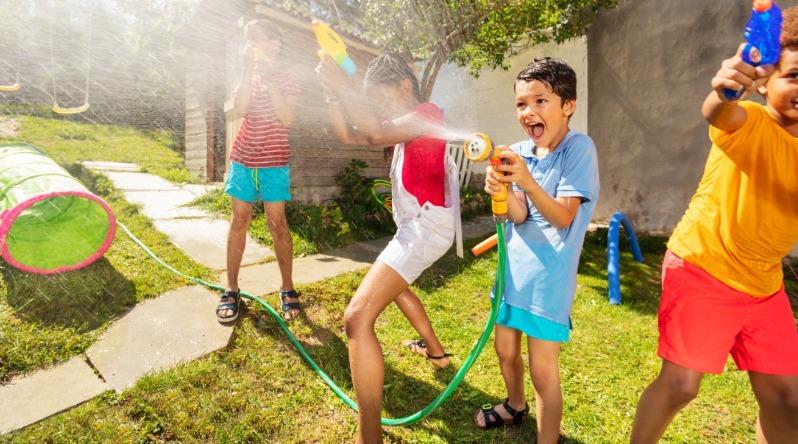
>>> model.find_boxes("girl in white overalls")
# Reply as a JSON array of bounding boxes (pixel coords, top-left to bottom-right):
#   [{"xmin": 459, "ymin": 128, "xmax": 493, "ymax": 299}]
[{"xmin": 317, "ymin": 52, "xmax": 462, "ymax": 443}]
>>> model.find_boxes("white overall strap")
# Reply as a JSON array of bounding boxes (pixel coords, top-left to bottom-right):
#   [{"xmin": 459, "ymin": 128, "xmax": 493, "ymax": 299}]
[
  {"xmin": 445, "ymin": 147, "xmax": 464, "ymax": 258},
  {"xmin": 390, "ymin": 143, "xmax": 404, "ymax": 224}
]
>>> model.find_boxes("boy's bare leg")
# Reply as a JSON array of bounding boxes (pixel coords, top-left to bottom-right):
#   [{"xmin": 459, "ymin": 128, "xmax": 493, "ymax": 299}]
[
  {"xmin": 394, "ymin": 289, "xmax": 448, "ymax": 366},
  {"xmin": 527, "ymin": 338, "xmax": 563, "ymax": 444},
  {"xmin": 344, "ymin": 261, "xmax": 409, "ymax": 444},
  {"xmin": 220, "ymin": 198, "xmax": 253, "ymax": 317},
  {"xmin": 630, "ymin": 360, "xmax": 704, "ymax": 444},
  {"xmin": 264, "ymin": 202, "xmax": 297, "ymax": 318},
  {"xmin": 749, "ymin": 372, "xmax": 798, "ymax": 444},
  {"xmin": 475, "ymin": 325, "xmax": 526, "ymax": 427}
]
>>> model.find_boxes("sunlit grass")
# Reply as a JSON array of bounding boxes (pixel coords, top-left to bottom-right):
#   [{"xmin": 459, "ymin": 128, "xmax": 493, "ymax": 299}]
[
  {"xmin": 0, "ymin": 116, "xmax": 210, "ymax": 382},
  {"xmin": 1, "ymin": 114, "xmax": 198, "ymax": 183},
  {"xmin": 10, "ymin": 231, "xmax": 786, "ymax": 443}
]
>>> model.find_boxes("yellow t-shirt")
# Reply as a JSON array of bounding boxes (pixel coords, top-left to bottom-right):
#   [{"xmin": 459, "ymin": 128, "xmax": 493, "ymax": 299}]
[{"xmin": 668, "ymin": 101, "xmax": 798, "ymax": 296}]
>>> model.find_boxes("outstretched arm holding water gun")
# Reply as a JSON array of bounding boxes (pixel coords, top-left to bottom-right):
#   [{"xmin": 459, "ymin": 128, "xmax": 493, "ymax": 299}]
[
  {"xmin": 704, "ymin": 0, "xmax": 781, "ymax": 131},
  {"xmin": 316, "ymin": 54, "xmax": 443, "ymax": 147},
  {"xmin": 703, "ymin": 42, "xmax": 775, "ymax": 132}
]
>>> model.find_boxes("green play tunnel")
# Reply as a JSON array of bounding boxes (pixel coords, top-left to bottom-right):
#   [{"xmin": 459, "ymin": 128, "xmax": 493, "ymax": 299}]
[{"xmin": 0, "ymin": 143, "xmax": 116, "ymax": 274}]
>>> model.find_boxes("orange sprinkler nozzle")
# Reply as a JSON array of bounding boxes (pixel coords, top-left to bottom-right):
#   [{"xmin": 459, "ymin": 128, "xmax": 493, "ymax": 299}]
[
  {"xmin": 462, "ymin": 133, "xmax": 508, "ymax": 217},
  {"xmin": 463, "ymin": 132, "xmax": 493, "ymax": 162},
  {"xmin": 471, "ymin": 234, "xmax": 498, "ymax": 256}
]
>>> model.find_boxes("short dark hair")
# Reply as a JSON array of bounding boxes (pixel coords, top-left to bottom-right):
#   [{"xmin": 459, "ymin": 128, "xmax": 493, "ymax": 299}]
[
  {"xmin": 364, "ymin": 52, "xmax": 421, "ymax": 101},
  {"xmin": 515, "ymin": 57, "xmax": 577, "ymax": 103}
]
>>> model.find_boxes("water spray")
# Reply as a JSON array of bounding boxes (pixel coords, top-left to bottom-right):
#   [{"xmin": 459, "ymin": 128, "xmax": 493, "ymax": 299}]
[{"xmin": 115, "ymin": 132, "xmax": 508, "ymax": 427}]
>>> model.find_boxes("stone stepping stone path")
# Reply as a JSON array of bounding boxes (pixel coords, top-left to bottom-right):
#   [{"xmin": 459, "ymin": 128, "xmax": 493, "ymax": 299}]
[
  {"xmin": 82, "ymin": 161, "xmax": 273, "ymax": 270},
  {"xmin": 86, "ymin": 286, "xmax": 234, "ymax": 392},
  {"xmin": 0, "ymin": 162, "xmax": 497, "ymax": 435},
  {"xmin": 0, "ymin": 357, "xmax": 110, "ymax": 434}
]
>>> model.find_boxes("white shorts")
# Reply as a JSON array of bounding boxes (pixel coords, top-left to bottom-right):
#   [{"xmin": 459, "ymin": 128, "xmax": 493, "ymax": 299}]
[{"xmin": 377, "ymin": 204, "xmax": 454, "ymax": 284}]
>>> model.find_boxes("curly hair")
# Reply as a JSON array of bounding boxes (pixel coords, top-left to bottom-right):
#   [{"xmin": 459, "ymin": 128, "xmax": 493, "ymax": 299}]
[{"xmin": 781, "ymin": 6, "xmax": 798, "ymax": 50}]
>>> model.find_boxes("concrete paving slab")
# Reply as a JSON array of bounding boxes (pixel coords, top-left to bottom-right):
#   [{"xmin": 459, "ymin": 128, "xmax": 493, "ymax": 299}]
[
  {"xmin": 124, "ymin": 190, "xmax": 210, "ymax": 220},
  {"xmin": 86, "ymin": 286, "xmax": 233, "ymax": 392},
  {"xmin": 153, "ymin": 218, "xmax": 272, "ymax": 270},
  {"xmin": 354, "ymin": 237, "xmax": 391, "ymax": 255},
  {"xmin": 102, "ymin": 171, "xmax": 180, "ymax": 192},
  {"xmin": 182, "ymin": 183, "xmax": 222, "ymax": 198},
  {"xmin": 225, "ymin": 250, "xmax": 374, "ymax": 296},
  {"xmin": 0, "ymin": 357, "xmax": 109, "ymax": 434},
  {"xmin": 81, "ymin": 161, "xmax": 141, "ymax": 172},
  {"xmin": 461, "ymin": 215, "xmax": 496, "ymax": 240}
]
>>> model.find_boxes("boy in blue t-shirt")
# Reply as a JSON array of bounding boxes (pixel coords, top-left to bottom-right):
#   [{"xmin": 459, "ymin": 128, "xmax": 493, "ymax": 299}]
[{"xmin": 474, "ymin": 57, "xmax": 600, "ymax": 444}]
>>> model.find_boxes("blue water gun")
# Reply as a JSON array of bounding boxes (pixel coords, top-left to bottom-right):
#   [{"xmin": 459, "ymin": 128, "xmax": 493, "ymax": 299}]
[{"xmin": 724, "ymin": 0, "xmax": 783, "ymax": 101}]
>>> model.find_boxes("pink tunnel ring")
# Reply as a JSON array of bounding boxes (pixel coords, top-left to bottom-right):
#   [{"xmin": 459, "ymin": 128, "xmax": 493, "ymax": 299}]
[{"xmin": 0, "ymin": 143, "xmax": 116, "ymax": 274}]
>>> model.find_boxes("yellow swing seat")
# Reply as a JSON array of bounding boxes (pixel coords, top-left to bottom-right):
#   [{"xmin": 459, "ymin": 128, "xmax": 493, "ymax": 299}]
[
  {"xmin": 0, "ymin": 83, "xmax": 20, "ymax": 92},
  {"xmin": 52, "ymin": 102, "xmax": 90, "ymax": 115}
]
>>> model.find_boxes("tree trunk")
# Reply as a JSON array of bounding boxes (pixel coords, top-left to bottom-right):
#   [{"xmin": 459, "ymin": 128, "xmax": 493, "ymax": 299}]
[{"xmin": 419, "ymin": 48, "xmax": 446, "ymax": 102}]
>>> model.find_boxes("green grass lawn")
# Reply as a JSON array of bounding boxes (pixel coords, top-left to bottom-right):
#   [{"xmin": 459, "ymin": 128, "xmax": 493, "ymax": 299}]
[
  {"xmin": 189, "ymin": 188, "xmax": 329, "ymax": 258},
  {"xmin": 8, "ymin": 231, "xmax": 796, "ymax": 443},
  {"xmin": 1, "ymin": 114, "xmax": 197, "ymax": 183},
  {"xmin": 0, "ymin": 116, "xmax": 211, "ymax": 383}
]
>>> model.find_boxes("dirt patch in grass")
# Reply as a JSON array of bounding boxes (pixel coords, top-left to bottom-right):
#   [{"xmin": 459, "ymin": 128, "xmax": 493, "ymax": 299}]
[{"xmin": 0, "ymin": 117, "xmax": 19, "ymax": 137}]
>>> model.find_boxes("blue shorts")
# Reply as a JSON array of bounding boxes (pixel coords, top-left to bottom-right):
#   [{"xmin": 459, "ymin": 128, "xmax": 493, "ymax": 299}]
[
  {"xmin": 224, "ymin": 162, "xmax": 291, "ymax": 203},
  {"xmin": 496, "ymin": 301, "xmax": 571, "ymax": 343}
]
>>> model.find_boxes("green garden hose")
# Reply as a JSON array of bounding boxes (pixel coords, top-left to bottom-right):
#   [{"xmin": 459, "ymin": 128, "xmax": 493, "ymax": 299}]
[{"xmin": 119, "ymin": 219, "xmax": 506, "ymax": 426}]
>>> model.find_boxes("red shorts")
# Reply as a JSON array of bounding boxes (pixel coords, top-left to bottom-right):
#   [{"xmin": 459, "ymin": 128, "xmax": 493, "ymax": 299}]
[{"xmin": 658, "ymin": 250, "xmax": 798, "ymax": 375}]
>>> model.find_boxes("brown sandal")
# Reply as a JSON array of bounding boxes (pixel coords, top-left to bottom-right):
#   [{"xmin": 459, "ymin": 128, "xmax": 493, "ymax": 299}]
[{"xmin": 402, "ymin": 339, "xmax": 453, "ymax": 368}]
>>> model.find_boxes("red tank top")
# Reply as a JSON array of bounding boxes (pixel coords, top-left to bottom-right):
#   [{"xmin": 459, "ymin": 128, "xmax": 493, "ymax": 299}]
[{"xmin": 401, "ymin": 102, "xmax": 446, "ymax": 207}]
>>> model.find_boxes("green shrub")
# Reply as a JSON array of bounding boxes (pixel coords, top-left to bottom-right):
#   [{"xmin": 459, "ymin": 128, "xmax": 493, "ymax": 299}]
[{"xmin": 334, "ymin": 159, "xmax": 395, "ymax": 239}]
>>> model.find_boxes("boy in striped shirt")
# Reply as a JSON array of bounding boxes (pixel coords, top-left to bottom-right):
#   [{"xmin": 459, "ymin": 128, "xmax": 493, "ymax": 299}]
[{"xmin": 217, "ymin": 20, "xmax": 301, "ymax": 323}]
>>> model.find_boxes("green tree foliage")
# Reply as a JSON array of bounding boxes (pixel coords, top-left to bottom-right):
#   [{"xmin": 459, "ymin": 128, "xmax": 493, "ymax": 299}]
[
  {"xmin": 358, "ymin": 0, "xmax": 617, "ymax": 99},
  {"xmin": 271, "ymin": 0, "xmax": 615, "ymax": 100}
]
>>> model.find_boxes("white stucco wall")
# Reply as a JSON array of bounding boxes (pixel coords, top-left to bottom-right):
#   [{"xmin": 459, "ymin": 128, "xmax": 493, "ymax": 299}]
[{"xmin": 430, "ymin": 36, "xmax": 589, "ymax": 181}]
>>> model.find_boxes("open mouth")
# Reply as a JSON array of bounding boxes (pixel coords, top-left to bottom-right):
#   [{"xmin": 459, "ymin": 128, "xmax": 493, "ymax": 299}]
[{"xmin": 528, "ymin": 122, "xmax": 545, "ymax": 139}]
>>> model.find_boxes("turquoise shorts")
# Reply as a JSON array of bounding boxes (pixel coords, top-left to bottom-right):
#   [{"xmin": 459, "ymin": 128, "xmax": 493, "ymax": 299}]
[
  {"xmin": 225, "ymin": 162, "xmax": 291, "ymax": 203},
  {"xmin": 496, "ymin": 301, "xmax": 571, "ymax": 343}
]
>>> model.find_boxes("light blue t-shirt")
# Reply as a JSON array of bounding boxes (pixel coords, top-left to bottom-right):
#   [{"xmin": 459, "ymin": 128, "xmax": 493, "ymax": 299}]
[{"xmin": 496, "ymin": 130, "xmax": 600, "ymax": 326}]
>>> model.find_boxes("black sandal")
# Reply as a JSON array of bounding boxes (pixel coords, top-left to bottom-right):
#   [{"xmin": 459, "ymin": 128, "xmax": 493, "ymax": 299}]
[
  {"xmin": 280, "ymin": 289, "xmax": 301, "ymax": 321},
  {"xmin": 216, "ymin": 290, "xmax": 241, "ymax": 323},
  {"xmin": 403, "ymin": 339, "xmax": 453, "ymax": 368},
  {"xmin": 474, "ymin": 398, "xmax": 529, "ymax": 430}
]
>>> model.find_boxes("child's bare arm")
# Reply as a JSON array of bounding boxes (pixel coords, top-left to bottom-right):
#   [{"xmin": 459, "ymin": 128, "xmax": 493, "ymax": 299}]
[
  {"xmin": 233, "ymin": 46, "xmax": 256, "ymax": 115},
  {"xmin": 316, "ymin": 56, "xmax": 438, "ymax": 147},
  {"xmin": 355, "ymin": 113, "xmax": 439, "ymax": 147},
  {"xmin": 316, "ymin": 57, "xmax": 371, "ymax": 145},
  {"xmin": 494, "ymin": 151, "xmax": 580, "ymax": 229},
  {"xmin": 325, "ymin": 99, "xmax": 371, "ymax": 145},
  {"xmin": 264, "ymin": 81, "xmax": 297, "ymax": 127},
  {"xmin": 702, "ymin": 43, "xmax": 775, "ymax": 132}
]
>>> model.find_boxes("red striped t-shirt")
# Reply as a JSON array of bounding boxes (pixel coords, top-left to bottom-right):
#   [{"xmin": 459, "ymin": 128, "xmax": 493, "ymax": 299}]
[{"xmin": 231, "ymin": 67, "xmax": 300, "ymax": 168}]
